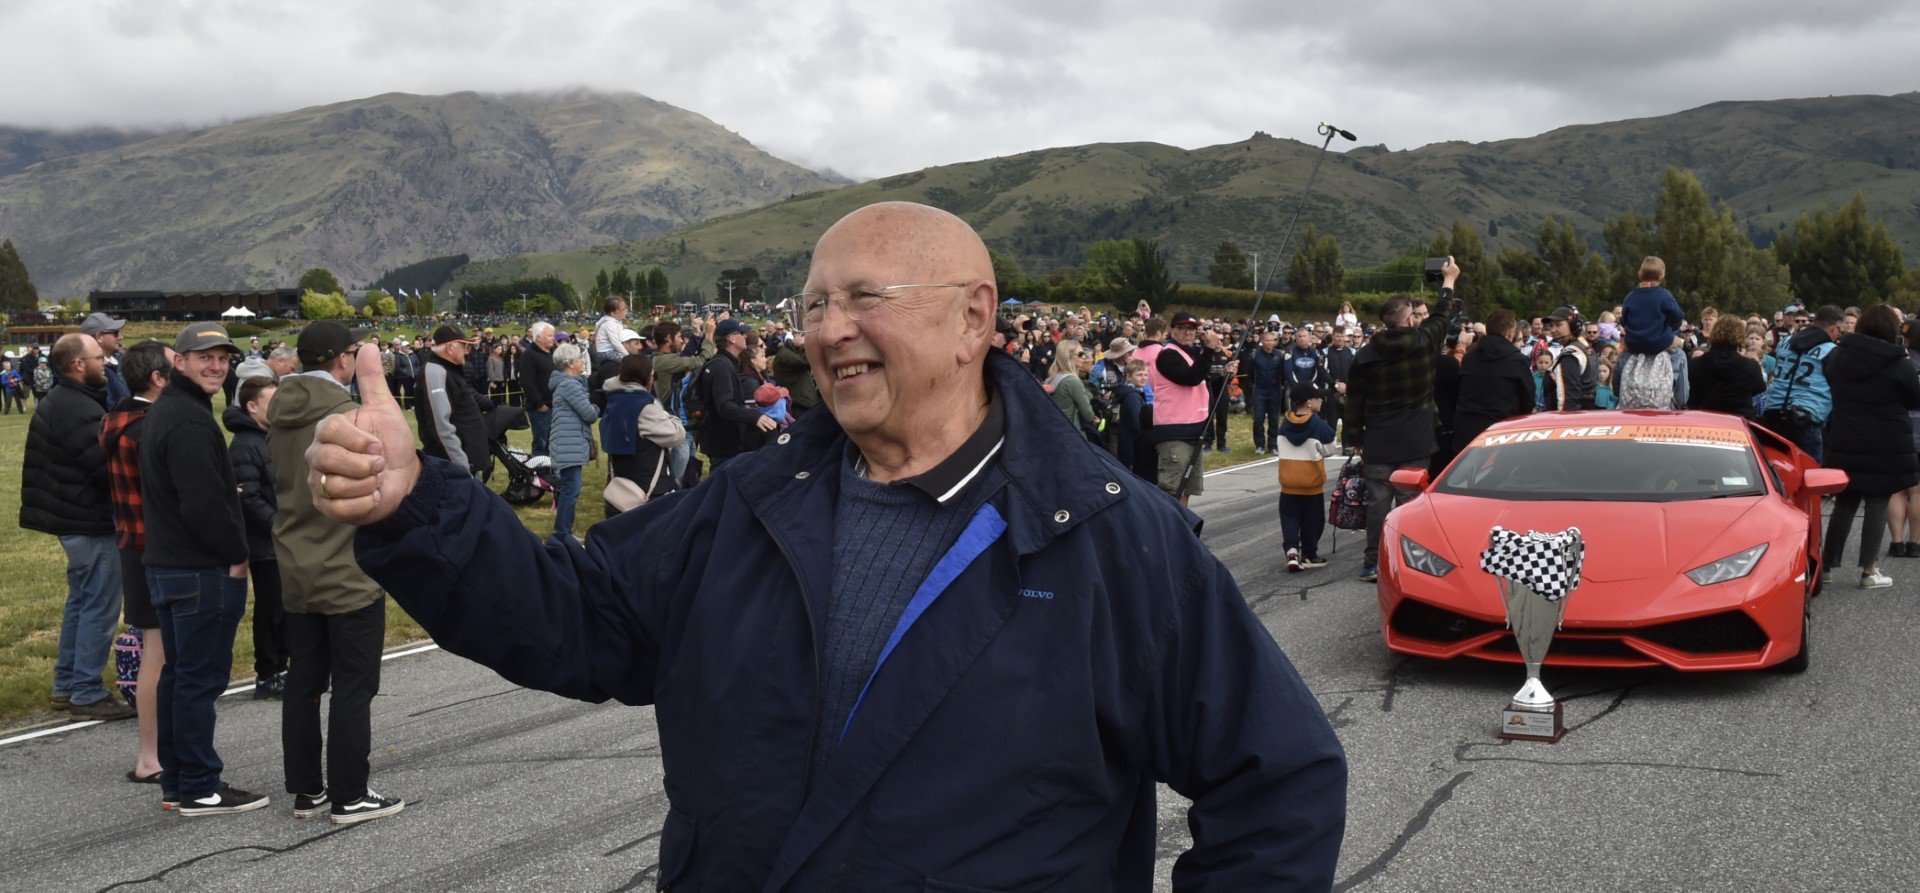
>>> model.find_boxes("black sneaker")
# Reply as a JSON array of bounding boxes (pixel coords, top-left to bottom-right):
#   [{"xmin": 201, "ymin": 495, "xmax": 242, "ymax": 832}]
[
  {"xmin": 177, "ymin": 784, "xmax": 270, "ymax": 816},
  {"xmin": 1299, "ymin": 555, "xmax": 1328, "ymax": 569},
  {"xmin": 68, "ymin": 698, "xmax": 136, "ymax": 720},
  {"xmin": 292, "ymin": 790, "xmax": 329, "ymax": 820},
  {"xmin": 330, "ymin": 790, "xmax": 405, "ymax": 825},
  {"xmin": 252, "ymin": 673, "xmax": 286, "ymax": 701},
  {"xmin": 161, "ymin": 795, "xmax": 179, "ymax": 811}
]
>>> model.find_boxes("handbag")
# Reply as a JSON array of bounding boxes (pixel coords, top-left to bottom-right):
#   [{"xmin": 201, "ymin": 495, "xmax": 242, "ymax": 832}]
[
  {"xmin": 604, "ymin": 450, "xmax": 668, "ymax": 514},
  {"xmin": 1759, "ymin": 349, "xmax": 1815, "ymax": 440}
]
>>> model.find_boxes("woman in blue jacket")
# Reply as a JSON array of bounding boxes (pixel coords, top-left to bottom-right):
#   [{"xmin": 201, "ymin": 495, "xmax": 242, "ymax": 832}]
[{"xmin": 547, "ymin": 343, "xmax": 600, "ymax": 540}]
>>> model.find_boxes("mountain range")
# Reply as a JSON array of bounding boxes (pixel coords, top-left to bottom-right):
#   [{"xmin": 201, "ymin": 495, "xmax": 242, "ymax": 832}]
[
  {"xmin": 3, "ymin": 89, "xmax": 1918, "ymax": 301},
  {"xmin": 456, "ymin": 91, "xmax": 1920, "ymax": 298},
  {"xmin": 0, "ymin": 90, "xmax": 846, "ymax": 295}
]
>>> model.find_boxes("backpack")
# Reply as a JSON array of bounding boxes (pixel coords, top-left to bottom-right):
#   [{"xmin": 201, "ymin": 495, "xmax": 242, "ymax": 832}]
[
  {"xmin": 33, "ymin": 363, "xmax": 52, "ymax": 393},
  {"xmin": 1329, "ymin": 457, "xmax": 1369, "ymax": 531},
  {"xmin": 679, "ymin": 366, "xmax": 706, "ymax": 431},
  {"xmin": 1616, "ymin": 350, "xmax": 1674, "ymax": 411}
]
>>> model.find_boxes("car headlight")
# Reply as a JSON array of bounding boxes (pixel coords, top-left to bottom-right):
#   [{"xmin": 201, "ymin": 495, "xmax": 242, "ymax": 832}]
[
  {"xmin": 1400, "ymin": 536, "xmax": 1455, "ymax": 577},
  {"xmin": 1685, "ymin": 544, "xmax": 1768, "ymax": 586}
]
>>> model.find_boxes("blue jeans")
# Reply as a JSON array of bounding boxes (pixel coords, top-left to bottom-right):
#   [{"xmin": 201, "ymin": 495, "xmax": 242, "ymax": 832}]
[
  {"xmin": 1250, "ymin": 393, "xmax": 1282, "ymax": 450},
  {"xmin": 53, "ymin": 534, "xmax": 122, "ymax": 706},
  {"xmin": 1668, "ymin": 346, "xmax": 1690, "ymax": 407},
  {"xmin": 1796, "ymin": 425, "xmax": 1824, "ymax": 463},
  {"xmin": 667, "ymin": 438, "xmax": 691, "ymax": 485},
  {"xmin": 149, "ymin": 567, "xmax": 249, "ymax": 799},
  {"xmin": 530, "ymin": 407, "xmax": 552, "ymax": 457},
  {"xmin": 553, "ymin": 464, "xmax": 584, "ymax": 539}
]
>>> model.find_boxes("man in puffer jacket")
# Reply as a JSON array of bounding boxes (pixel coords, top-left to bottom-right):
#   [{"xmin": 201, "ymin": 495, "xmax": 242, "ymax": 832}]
[
  {"xmin": 224, "ymin": 376, "xmax": 285, "ymax": 698},
  {"xmin": 417, "ymin": 325, "xmax": 493, "ymax": 479}
]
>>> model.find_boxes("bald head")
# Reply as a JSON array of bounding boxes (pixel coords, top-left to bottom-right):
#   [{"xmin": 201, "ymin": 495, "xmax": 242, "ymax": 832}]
[{"xmin": 814, "ymin": 203, "xmax": 993, "ymax": 295}]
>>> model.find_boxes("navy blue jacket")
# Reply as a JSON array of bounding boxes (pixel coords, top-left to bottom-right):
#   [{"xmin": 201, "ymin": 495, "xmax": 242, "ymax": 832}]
[
  {"xmin": 354, "ymin": 350, "xmax": 1345, "ymax": 891},
  {"xmin": 1248, "ymin": 345, "xmax": 1286, "ymax": 393}
]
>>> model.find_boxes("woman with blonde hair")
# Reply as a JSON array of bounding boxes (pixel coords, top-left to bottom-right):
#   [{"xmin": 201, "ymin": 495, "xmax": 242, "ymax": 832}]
[{"xmin": 1047, "ymin": 339, "xmax": 1098, "ymax": 437}]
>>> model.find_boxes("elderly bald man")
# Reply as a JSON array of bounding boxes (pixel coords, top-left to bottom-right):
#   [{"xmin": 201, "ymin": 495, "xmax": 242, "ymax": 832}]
[{"xmin": 306, "ymin": 202, "xmax": 1345, "ymax": 890}]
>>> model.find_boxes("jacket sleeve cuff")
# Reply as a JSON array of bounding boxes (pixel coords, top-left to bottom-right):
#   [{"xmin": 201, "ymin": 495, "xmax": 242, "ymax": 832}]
[{"xmin": 366, "ymin": 453, "xmax": 449, "ymax": 539}]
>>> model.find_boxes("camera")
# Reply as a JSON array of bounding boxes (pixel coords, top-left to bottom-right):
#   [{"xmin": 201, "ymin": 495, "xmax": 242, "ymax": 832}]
[{"xmin": 1423, "ymin": 257, "xmax": 1449, "ymax": 285}]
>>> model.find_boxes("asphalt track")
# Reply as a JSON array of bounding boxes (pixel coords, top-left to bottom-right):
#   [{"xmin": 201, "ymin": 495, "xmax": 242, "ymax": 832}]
[{"xmin": 3, "ymin": 458, "xmax": 1918, "ymax": 892}]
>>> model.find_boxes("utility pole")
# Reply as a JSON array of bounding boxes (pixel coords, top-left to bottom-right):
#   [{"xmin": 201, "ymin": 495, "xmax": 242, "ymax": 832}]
[{"xmin": 720, "ymin": 279, "xmax": 737, "ymax": 310}]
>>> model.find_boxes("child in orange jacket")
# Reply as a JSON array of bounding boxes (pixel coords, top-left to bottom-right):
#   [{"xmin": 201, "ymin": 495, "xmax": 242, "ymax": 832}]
[{"xmin": 1275, "ymin": 385, "xmax": 1341, "ymax": 571}]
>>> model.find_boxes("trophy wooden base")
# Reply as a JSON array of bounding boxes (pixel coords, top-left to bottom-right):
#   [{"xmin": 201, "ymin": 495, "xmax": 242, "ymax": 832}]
[{"xmin": 1498, "ymin": 702, "xmax": 1565, "ymax": 743}]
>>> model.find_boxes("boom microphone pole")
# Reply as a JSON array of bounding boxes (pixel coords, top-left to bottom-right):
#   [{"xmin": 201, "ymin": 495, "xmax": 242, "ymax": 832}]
[{"xmin": 1176, "ymin": 121, "xmax": 1354, "ymax": 502}]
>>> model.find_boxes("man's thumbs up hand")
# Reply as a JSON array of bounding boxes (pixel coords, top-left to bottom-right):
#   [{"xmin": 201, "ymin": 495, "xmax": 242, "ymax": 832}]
[{"xmin": 307, "ymin": 343, "xmax": 421, "ymax": 526}]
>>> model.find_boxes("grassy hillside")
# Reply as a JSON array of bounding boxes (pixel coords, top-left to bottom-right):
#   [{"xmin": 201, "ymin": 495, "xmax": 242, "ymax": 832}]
[
  {"xmin": 458, "ymin": 93, "xmax": 1920, "ymax": 298},
  {"xmin": 0, "ymin": 90, "xmax": 846, "ymax": 296}
]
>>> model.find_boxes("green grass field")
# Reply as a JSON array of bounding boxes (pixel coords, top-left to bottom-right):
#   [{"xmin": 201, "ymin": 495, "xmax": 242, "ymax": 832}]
[{"xmin": 0, "ymin": 378, "xmax": 1266, "ymax": 728}]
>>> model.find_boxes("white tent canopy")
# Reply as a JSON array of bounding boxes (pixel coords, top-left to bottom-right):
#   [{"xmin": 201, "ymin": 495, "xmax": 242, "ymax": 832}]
[{"xmin": 220, "ymin": 305, "xmax": 256, "ymax": 319}]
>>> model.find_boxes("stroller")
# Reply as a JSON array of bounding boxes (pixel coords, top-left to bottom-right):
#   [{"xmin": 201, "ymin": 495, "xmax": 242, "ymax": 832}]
[{"xmin": 486, "ymin": 404, "xmax": 557, "ymax": 506}]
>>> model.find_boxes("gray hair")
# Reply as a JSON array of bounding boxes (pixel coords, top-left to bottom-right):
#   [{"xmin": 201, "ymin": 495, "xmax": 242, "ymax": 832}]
[
  {"xmin": 528, "ymin": 322, "xmax": 555, "ymax": 338},
  {"xmin": 553, "ymin": 342, "xmax": 587, "ymax": 370},
  {"xmin": 268, "ymin": 345, "xmax": 299, "ymax": 362}
]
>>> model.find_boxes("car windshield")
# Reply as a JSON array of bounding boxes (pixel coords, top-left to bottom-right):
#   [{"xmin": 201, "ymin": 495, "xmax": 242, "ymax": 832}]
[{"xmin": 1437, "ymin": 424, "xmax": 1765, "ymax": 502}]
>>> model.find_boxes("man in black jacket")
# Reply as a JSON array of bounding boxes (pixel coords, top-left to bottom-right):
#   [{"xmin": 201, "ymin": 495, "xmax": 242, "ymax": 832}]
[
  {"xmin": 1452, "ymin": 310, "xmax": 1537, "ymax": 453},
  {"xmin": 418, "ymin": 325, "xmax": 493, "ymax": 479},
  {"xmin": 225, "ymin": 375, "xmax": 284, "ymax": 698},
  {"xmin": 140, "ymin": 322, "xmax": 267, "ymax": 815},
  {"xmin": 521, "ymin": 323, "xmax": 558, "ymax": 456},
  {"xmin": 1344, "ymin": 260, "xmax": 1462, "ymax": 581},
  {"xmin": 21, "ymin": 333, "xmax": 134, "ymax": 719},
  {"xmin": 695, "ymin": 318, "xmax": 778, "ymax": 470}
]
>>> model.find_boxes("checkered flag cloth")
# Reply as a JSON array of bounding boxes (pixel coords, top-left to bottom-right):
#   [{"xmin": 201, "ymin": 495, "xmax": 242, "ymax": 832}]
[{"xmin": 1480, "ymin": 526, "xmax": 1585, "ymax": 602}]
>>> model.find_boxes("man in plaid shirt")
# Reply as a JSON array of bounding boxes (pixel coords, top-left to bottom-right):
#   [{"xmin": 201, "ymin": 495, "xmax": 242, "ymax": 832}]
[
  {"xmin": 101, "ymin": 341, "xmax": 176, "ymax": 781},
  {"xmin": 1343, "ymin": 257, "xmax": 1464, "ymax": 582}
]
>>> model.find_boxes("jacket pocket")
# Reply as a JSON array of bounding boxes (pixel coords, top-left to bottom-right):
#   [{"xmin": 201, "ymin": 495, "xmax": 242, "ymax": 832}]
[
  {"xmin": 149, "ymin": 571, "xmax": 204, "ymax": 615},
  {"xmin": 656, "ymin": 809, "xmax": 695, "ymax": 890}
]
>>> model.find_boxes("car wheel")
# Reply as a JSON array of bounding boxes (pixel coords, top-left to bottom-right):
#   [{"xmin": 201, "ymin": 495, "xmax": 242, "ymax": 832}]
[{"xmin": 1776, "ymin": 605, "xmax": 1811, "ymax": 674}]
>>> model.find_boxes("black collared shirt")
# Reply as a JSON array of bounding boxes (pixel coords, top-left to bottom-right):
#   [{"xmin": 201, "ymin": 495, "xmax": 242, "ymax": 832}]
[{"xmin": 853, "ymin": 389, "xmax": 1007, "ymax": 505}]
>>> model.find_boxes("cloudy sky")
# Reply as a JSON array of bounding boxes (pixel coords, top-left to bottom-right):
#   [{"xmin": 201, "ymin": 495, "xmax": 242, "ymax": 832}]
[{"xmin": 2, "ymin": 0, "xmax": 1916, "ymax": 178}]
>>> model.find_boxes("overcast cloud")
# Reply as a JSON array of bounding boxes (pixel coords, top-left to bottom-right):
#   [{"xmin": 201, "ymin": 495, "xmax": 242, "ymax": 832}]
[{"xmin": 0, "ymin": 0, "xmax": 1915, "ymax": 178}]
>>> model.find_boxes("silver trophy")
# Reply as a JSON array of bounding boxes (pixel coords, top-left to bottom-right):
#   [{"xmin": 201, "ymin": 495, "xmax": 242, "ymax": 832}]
[{"xmin": 1480, "ymin": 527, "xmax": 1584, "ymax": 742}]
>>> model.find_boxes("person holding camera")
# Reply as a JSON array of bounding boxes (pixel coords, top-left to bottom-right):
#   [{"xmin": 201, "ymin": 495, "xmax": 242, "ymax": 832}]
[
  {"xmin": 1150, "ymin": 312, "xmax": 1228, "ymax": 505},
  {"xmin": 1343, "ymin": 259, "xmax": 1463, "ymax": 582}
]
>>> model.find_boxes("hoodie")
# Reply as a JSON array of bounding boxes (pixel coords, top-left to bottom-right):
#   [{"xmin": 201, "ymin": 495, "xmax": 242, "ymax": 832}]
[
  {"xmin": 268, "ymin": 372, "xmax": 384, "ymax": 615},
  {"xmin": 1451, "ymin": 335, "xmax": 1535, "ymax": 452},
  {"xmin": 1762, "ymin": 326, "xmax": 1837, "ymax": 424},
  {"xmin": 1275, "ymin": 409, "xmax": 1340, "ymax": 495},
  {"xmin": 223, "ymin": 403, "xmax": 278, "ymax": 562}
]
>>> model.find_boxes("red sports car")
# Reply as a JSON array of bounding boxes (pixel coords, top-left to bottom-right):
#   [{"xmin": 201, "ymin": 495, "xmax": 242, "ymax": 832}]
[{"xmin": 1377, "ymin": 411, "xmax": 1846, "ymax": 673}]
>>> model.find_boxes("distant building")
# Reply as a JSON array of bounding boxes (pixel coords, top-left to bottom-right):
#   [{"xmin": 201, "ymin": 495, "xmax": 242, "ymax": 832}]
[{"xmin": 88, "ymin": 288, "xmax": 302, "ymax": 322}]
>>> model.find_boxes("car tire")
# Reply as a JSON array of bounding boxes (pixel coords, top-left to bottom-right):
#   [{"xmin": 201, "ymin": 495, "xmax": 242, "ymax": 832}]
[{"xmin": 1776, "ymin": 605, "xmax": 1810, "ymax": 674}]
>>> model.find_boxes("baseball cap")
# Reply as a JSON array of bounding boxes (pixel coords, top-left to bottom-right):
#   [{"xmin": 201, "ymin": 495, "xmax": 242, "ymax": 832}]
[
  {"xmin": 1546, "ymin": 305, "xmax": 1580, "ymax": 322},
  {"xmin": 618, "ymin": 328, "xmax": 645, "ymax": 344},
  {"xmin": 753, "ymin": 382, "xmax": 790, "ymax": 407},
  {"xmin": 81, "ymin": 312, "xmax": 126, "ymax": 335},
  {"xmin": 1171, "ymin": 312, "xmax": 1202, "ymax": 329},
  {"xmin": 1290, "ymin": 383, "xmax": 1323, "ymax": 405},
  {"xmin": 174, "ymin": 322, "xmax": 241, "ymax": 356},
  {"xmin": 432, "ymin": 324, "xmax": 476, "ymax": 346},
  {"xmin": 714, "ymin": 319, "xmax": 753, "ymax": 339},
  {"xmin": 297, "ymin": 320, "xmax": 370, "ymax": 366}
]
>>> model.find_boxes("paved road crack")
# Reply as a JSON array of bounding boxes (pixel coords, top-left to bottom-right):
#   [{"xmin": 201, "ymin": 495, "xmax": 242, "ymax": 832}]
[
  {"xmin": 95, "ymin": 825, "xmax": 361, "ymax": 891},
  {"xmin": 1332, "ymin": 771, "xmax": 1472, "ymax": 893},
  {"xmin": 405, "ymin": 685, "xmax": 527, "ymax": 717}
]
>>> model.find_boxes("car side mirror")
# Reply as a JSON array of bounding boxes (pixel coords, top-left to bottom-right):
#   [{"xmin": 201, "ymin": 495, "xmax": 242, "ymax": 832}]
[
  {"xmin": 1802, "ymin": 468, "xmax": 1848, "ymax": 497},
  {"xmin": 1389, "ymin": 468, "xmax": 1431, "ymax": 494}
]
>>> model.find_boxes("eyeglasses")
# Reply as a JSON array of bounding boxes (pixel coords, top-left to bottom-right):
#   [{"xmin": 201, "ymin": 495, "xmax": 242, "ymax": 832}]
[{"xmin": 788, "ymin": 283, "xmax": 969, "ymax": 333}]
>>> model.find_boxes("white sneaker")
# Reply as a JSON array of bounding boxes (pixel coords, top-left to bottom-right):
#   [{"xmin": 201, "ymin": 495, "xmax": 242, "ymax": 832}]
[
  {"xmin": 1286, "ymin": 548, "xmax": 1302, "ymax": 573},
  {"xmin": 1861, "ymin": 570, "xmax": 1893, "ymax": 589}
]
